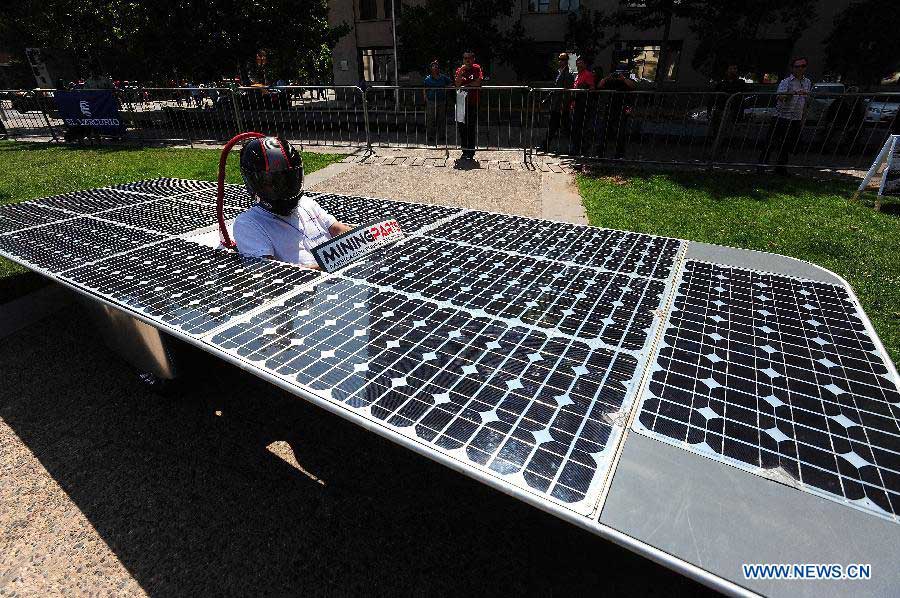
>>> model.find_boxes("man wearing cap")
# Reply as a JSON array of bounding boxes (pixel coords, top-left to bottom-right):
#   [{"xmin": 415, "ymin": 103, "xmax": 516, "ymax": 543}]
[
  {"xmin": 539, "ymin": 53, "xmax": 575, "ymax": 152},
  {"xmin": 597, "ymin": 63, "xmax": 636, "ymax": 158}
]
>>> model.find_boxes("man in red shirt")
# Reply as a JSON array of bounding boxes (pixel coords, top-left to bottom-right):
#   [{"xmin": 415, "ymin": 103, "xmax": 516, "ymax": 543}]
[{"xmin": 454, "ymin": 50, "xmax": 483, "ymax": 161}]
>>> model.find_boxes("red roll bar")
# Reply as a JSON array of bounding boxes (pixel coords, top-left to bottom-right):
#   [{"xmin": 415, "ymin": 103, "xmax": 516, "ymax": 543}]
[{"xmin": 217, "ymin": 131, "xmax": 266, "ymax": 249}]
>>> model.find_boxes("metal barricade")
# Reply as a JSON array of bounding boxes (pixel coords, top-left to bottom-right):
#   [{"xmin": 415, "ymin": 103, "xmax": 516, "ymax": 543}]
[
  {"xmin": 0, "ymin": 89, "xmax": 60, "ymax": 140},
  {"xmin": 117, "ymin": 86, "xmax": 237, "ymax": 144},
  {"xmin": 236, "ymin": 86, "xmax": 367, "ymax": 149},
  {"xmin": 710, "ymin": 91, "xmax": 900, "ymax": 171},
  {"xmin": 364, "ymin": 85, "xmax": 529, "ymax": 153},
  {"xmin": 2, "ymin": 84, "xmax": 897, "ymax": 173},
  {"xmin": 527, "ymin": 88, "xmax": 732, "ymax": 165}
]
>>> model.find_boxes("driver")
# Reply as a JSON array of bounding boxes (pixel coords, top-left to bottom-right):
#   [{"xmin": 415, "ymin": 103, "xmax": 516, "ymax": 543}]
[{"xmin": 232, "ymin": 136, "xmax": 352, "ymax": 268}]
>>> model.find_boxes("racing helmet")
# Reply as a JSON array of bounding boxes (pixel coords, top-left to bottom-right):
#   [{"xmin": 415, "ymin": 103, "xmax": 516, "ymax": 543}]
[{"xmin": 239, "ymin": 136, "xmax": 304, "ymax": 215}]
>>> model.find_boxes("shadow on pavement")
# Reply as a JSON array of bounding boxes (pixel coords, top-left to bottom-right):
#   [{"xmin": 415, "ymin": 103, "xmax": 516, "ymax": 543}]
[{"xmin": 0, "ymin": 307, "xmax": 718, "ymax": 596}]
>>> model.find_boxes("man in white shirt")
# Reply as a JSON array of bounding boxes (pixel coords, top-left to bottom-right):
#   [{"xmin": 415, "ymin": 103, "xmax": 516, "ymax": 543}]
[
  {"xmin": 232, "ymin": 136, "xmax": 352, "ymax": 268},
  {"xmin": 758, "ymin": 57, "xmax": 813, "ymax": 175}
]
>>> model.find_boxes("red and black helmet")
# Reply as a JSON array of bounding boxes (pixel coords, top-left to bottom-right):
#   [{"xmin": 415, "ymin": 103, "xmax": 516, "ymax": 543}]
[{"xmin": 239, "ymin": 136, "xmax": 304, "ymax": 215}]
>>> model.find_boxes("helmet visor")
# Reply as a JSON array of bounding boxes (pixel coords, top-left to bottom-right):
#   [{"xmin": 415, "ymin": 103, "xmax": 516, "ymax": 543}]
[{"xmin": 244, "ymin": 168, "xmax": 302, "ymax": 205}]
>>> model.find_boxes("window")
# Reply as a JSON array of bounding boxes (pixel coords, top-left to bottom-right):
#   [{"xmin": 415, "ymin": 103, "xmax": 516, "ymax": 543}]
[
  {"xmin": 359, "ymin": 0, "xmax": 377, "ymax": 20},
  {"xmin": 528, "ymin": 0, "xmax": 550, "ymax": 13},
  {"xmin": 617, "ymin": 42, "xmax": 682, "ymax": 82},
  {"xmin": 559, "ymin": 0, "xmax": 580, "ymax": 11},
  {"xmin": 360, "ymin": 48, "xmax": 394, "ymax": 82}
]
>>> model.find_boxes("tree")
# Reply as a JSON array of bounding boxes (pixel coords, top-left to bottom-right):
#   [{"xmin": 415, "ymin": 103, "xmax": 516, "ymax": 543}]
[
  {"xmin": 606, "ymin": 0, "xmax": 691, "ymax": 83},
  {"xmin": 563, "ymin": 7, "xmax": 614, "ymax": 66},
  {"xmin": 688, "ymin": 0, "xmax": 817, "ymax": 80},
  {"xmin": 824, "ymin": 0, "xmax": 900, "ymax": 86},
  {"xmin": 0, "ymin": 0, "xmax": 349, "ymax": 84},
  {"xmin": 603, "ymin": 0, "xmax": 816, "ymax": 82},
  {"xmin": 396, "ymin": 0, "xmax": 535, "ymax": 79}
]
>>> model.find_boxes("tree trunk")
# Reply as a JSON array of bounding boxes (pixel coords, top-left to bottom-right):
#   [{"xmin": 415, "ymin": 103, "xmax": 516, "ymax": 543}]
[{"xmin": 655, "ymin": 1, "xmax": 673, "ymax": 84}]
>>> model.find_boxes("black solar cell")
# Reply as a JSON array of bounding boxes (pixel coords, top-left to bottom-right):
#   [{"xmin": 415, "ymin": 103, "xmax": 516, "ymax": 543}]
[
  {"xmin": 427, "ymin": 211, "xmax": 681, "ymax": 279},
  {"xmin": 63, "ymin": 238, "xmax": 322, "ymax": 335},
  {"xmin": 33, "ymin": 188, "xmax": 158, "ymax": 214},
  {"xmin": 0, "ymin": 217, "xmax": 164, "ymax": 273},
  {"xmin": 211, "ymin": 277, "xmax": 639, "ymax": 504},
  {"xmin": 343, "ymin": 236, "xmax": 667, "ymax": 349},
  {"xmin": 636, "ymin": 261, "xmax": 900, "ymax": 519},
  {"xmin": 0, "ymin": 202, "xmax": 74, "ymax": 234},
  {"xmin": 97, "ymin": 198, "xmax": 243, "ymax": 235},
  {"xmin": 314, "ymin": 193, "xmax": 461, "ymax": 233}
]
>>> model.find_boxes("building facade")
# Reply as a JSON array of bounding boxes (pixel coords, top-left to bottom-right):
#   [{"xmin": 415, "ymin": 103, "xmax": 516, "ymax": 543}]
[{"xmin": 327, "ymin": 0, "xmax": 853, "ymax": 88}]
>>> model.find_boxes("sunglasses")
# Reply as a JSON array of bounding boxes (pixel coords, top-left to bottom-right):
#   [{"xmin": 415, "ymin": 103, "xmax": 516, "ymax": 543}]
[{"xmin": 792, "ymin": 63, "xmax": 808, "ymax": 68}]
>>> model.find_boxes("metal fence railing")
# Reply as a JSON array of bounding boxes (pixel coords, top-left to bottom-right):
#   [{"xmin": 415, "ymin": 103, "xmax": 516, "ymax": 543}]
[{"xmin": 2, "ymin": 86, "xmax": 898, "ymax": 171}]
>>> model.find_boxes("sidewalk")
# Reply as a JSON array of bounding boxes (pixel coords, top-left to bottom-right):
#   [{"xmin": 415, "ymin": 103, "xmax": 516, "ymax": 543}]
[{"xmin": 307, "ymin": 147, "xmax": 587, "ymax": 224}]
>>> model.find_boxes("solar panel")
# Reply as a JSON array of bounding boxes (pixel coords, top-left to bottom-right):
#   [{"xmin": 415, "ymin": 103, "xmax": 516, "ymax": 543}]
[
  {"xmin": 0, "ymin": 217, "xmax": 164, "ymax": 273},
  {"xmin": 63, "ymin": 238, "xmax": 321, "ymax": 335},
  {"xmin": 173, "ymin": 185, "xmax": 256, "ymax": 211},
  {"xmin": 0, "ymin": 202, "xmax": 75, "ymax": 234},
  {"xmin": 634, "ymin": 260, "xmax": 900, "ymax": 520},
  {"xmin": 427, "ymin": 211, "xmax": 681, "ymax": 279},
  {"xmin": 210, "ymin": 276, "xmax": 640, "ymax": 509},
  {"xmin": 313, "ymin": 193, "xmax": 462, "ymax": 233},
  {"xmin": 32, "ymin": 187, "xmax": 159, "ymax": 214},
  {"xmin": 96, "ymin": 198, "xmax": 244, "ymax": 235},
  {"xmin": 110, "ymin": 178, "xmax": 217, "ymax": 196},
  {"xmin": 342, "ymin": 236, "xmax": 667, "ymax": 349}
]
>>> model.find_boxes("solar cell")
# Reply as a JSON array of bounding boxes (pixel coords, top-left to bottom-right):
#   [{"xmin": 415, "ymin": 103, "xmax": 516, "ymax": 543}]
[
  {"xmin": 343, "ymin": 236, "xmax": 667, "ymax": 350},
  {"xmin": 173, "ymin": 184, "xmax": 256, "ymax": 211},
  {"xmin": 210, "ymin": 276, "xmax": 640, "ymax": 509},
  {"xmin": 427, "ymin": 211, "xmax": 681, "ymax": 279},
  {"xmin": 634, "ymin": 260, "xmax": 900, "ymax": 520},
  {"xmin": 313, "ymin": 193, "xmax": 462, "ymax": 233},
  {"xmin": 33, "ymin": 188, "xmax": 159, "ymax": 214},
  {"xmin": 110, "ymin": 178, "xmax": 218, "ymax": 196},
  {"xmin": 63, "ymin": 238, "xmax": 321, "ymax": 335},
  {"xmin": 0, "ymin": 202, "xmax": 74, "ymax": 234},
  {"xmin": 0, "ymin": 217, "xmax": 165, "ymax": 273},
  {"xmin": 96, "ymin": 198, "xmax": 244, "ymax": 235}
]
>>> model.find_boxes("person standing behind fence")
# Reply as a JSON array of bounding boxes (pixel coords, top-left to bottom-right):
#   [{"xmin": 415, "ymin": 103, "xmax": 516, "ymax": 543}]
[
  {"xmin": 455, "ymin": 50, "xmax": 483, "ymax": 162},
  {"xmin": 758, "ymin": 57, "xmax": 812, "ymax": 175},
  {"xmin": 707, "ymin": 63, "xmax": 746, "ymax": 144},
  {"xmin": 569, "ymin": 56, "xmax": 596, "ymax": 156},
  {"xmin": 596, "ymin": 63, "xmax": 635, "ymax": 159},
  {"xmin": 423, "ymin": 60, "xmax": 453, "ymax": 146},
  {"xmin": 539, "ymin": 53, "xmax": 574, "ymax": 152}
]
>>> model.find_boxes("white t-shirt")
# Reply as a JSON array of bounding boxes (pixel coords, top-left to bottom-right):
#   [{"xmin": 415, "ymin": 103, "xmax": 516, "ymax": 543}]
[
  {"xmin": 233, "ymin": 196, "xmax": 337, "ymax": 267},
  {"xmin": 775, "ymin": 75, "xmax": 812, "ymax": 121}
]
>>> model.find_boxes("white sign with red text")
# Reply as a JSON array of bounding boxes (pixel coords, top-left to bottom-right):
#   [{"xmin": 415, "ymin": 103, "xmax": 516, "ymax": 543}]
[{"xmin": 312, "ymin": 218, "xmax": 404, "ymax": 272}]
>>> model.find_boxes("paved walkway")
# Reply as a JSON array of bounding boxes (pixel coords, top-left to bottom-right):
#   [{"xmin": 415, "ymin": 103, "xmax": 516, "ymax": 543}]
[{"xmin": 307, "ymin": 147, "xmax": 586, "ymax": 224}]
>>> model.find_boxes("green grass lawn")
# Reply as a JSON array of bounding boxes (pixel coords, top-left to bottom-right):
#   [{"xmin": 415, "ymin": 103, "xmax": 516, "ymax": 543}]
[
  {"xmin": 578, "ymin": 168, "xmax": 900, "ymax": 367},
  {"xmin": 0, "ymin": 141, "xmax": 344, "ymax": 296}
]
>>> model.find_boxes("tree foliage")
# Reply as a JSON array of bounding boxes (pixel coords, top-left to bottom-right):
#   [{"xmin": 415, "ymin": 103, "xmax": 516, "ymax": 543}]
[
  {"xmin": 563, "ymin": 7, "xmax": 613, "ymax": 65},
  {"xmin": 824, "ymin": 0, "xmax": 900, "ymax": 86},
  {"xmin": 0, "ymin": 0, "xmax": 349, "ymax": 83},
  {"xmin": 397, "ymin": 0, "xmax": 534, "ymax": 78},
  {"xmin": 598, "ymin": 0, "xmax": 816, "ymax": 80}
]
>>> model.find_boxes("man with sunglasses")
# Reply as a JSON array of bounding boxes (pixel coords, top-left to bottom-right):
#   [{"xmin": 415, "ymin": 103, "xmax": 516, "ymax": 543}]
[{"xmin": 758, "ymin": 57, "xmax": 813, "ymax": 175}]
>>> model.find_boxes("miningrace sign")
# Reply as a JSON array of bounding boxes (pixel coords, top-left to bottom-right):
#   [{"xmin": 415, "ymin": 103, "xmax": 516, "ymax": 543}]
[{"xmin": 313, "ymin": 218, "xmax": 404, "ymax": 272}]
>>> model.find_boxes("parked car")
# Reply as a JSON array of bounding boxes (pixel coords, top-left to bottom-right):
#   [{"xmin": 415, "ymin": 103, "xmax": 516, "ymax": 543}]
[
  {"xmin": 741, "ymin": 83, "xmax": 847, "ymax": 123},
  {"xmin": 864, "ymin": 99, "xmax": 900, "ymax": 123}
]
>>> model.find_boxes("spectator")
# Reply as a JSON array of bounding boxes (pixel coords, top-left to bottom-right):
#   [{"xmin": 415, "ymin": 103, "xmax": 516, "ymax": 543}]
[
  {"xmin": 569, "ymin": 55, "xmax": 595, "ymax": 155},
  {"xmin": 538, "ymin": 53, "xmax": 574, "ymax": 152},
  {"xmin": 707, "ymin": 63, "xmax": 747, "ymax": 143},
  {"xmin": 596, "ymin": 62, "xmax": 635, "ymax": 159},
  {"xmin": 454, "ymin": 50, "xmax": 483, "ymax": 161},
  {"xmin": 758, "ymin": 56, "xmax": 812, "ymax": 175},
  {"xmin": 423, "ymin": 60, "xmax": 453, "ymax": 146}
]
